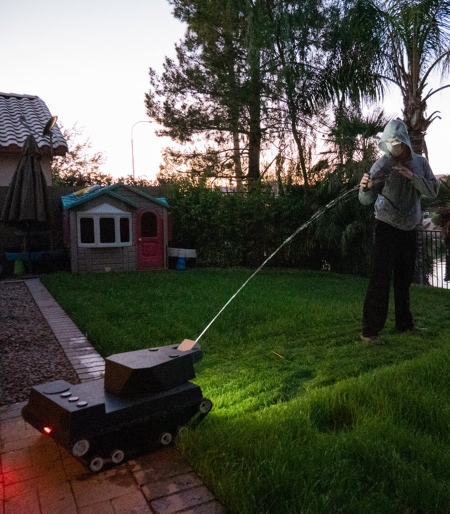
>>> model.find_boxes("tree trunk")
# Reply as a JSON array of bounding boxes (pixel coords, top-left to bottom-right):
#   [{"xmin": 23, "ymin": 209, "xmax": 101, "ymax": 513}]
[
  {"xmin": 290, "ymin": 116, "xmax": 309, "ymax": 189},
  {"xmin": 233, "ymin": 131, "xmax": 244, "ymax": 191},
  {"xmin": 246, "ymin": 1, "xmax": 262, "ymax": 184},
  {"xmin": 403, "ymin": 90, "xmax": 429, "ymax": 157},
  {"xmin": 247, "ymin": 62, "xmax": 261, "ymax": 183}
]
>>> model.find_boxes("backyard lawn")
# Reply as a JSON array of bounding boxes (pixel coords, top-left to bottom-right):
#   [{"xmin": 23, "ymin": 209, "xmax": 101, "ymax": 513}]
[{"xmin": 42, "ymin": 268, "xmax": 450, "ymax": 514}]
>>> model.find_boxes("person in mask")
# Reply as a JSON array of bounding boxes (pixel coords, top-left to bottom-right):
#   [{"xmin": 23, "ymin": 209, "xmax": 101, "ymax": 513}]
[{"xmin": 359, "ymin": 118, "xmax": 439, "ymax": 344}]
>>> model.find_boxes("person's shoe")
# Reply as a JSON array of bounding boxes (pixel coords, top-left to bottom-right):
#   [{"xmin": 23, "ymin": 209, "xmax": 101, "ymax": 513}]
[{"xmin": 361, "ymin": 334, "xmax": 385, "ymax": 345}]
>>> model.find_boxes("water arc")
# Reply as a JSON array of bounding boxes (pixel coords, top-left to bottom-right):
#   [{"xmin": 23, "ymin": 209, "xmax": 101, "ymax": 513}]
[{"xmin": 195, "ymin": 185, "xmax": 360, "ymax": 343}]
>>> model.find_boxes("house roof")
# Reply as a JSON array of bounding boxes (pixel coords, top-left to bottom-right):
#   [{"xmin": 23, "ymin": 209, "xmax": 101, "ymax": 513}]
[
  {"xmin": 0, "ymin": 92, "xmax": 68, "ymax": 157},
  {"xmin": 61, "ymin": 183, "xmax": 170, "ymax": 210}
]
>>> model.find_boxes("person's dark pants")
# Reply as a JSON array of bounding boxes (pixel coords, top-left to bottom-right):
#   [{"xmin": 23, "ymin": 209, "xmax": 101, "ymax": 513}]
[{"xmin": 362, "ymin": 220, "xmax": 417, "ymax": 337}]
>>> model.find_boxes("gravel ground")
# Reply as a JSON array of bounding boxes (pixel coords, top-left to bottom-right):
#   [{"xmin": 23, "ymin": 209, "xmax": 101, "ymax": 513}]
[{"xmin": 0, "ymin": 280, "xmax": 80, "ymax": 406}]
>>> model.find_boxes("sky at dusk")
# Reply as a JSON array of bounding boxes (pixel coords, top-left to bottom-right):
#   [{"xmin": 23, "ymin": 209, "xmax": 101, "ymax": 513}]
[
  {"xmin": 1, "ymin": 0, "xmax": 186, "ymax": 181},
  {"xmin": 2, "ymin": 0, "xmax": 449, "ymax": 181}
]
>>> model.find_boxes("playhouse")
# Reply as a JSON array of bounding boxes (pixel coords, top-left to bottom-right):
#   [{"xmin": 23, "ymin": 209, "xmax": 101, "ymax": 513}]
[{"xmin": 62, "ymin": 184, "xmax": 171, "ymax": 273}]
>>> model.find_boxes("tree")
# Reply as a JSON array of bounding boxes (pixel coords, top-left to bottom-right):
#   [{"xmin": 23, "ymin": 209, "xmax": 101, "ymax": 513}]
[
  {"xmin": 381, "ymin": 0, "xmax": 450, "ymax": 156},
  {"xmin": 324, "ymin": 105, "xmax": 387, "ymax": 167},
  {"xmin": 348, "ymin": 0, "xmax": 450, "ymax": 156},
  {"xmin": 261, "ymin": 0, "xmax": 328, "ymax": 189},
  {"xmin": 148, "ymin": 0, "xmax": 391, "ymax": 190},
  {"xmin": 146, "ymin": 0, "xmax": 271, "ymax": 187},
  {"xmin": 51, "ymin": 124, "xmax": 110, "ymax": 186},
  {"xmin": 148, "ymin": 0, "xmax": 337, "ymax": 189}
]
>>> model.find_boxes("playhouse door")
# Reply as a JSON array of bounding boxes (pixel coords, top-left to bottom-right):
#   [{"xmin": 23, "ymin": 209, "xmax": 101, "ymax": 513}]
[{"xmin": 137, "ymin": 209, "xmax": 164, "ymax": 268}]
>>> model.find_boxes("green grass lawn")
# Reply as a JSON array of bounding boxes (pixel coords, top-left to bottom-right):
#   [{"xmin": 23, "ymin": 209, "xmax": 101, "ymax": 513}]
[{"xmin": 42, "ymin": 269, "xmax": 450, "ymax": 514}]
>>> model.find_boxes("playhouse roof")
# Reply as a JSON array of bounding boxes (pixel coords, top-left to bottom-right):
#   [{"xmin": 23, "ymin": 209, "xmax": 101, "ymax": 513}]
[
  {"xmin": 0, "ymin": 92, "xmax": 68, "ymax": 157},
  {"xmin": 61, "ymin": 183, "xmax": 170, "ymax": 210}
]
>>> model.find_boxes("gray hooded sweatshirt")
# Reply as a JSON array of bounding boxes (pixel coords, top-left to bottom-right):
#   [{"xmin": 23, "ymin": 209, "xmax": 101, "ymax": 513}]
[{"xmin": 359, "ymin": 119, "xmax": 439, "ymax": 230}]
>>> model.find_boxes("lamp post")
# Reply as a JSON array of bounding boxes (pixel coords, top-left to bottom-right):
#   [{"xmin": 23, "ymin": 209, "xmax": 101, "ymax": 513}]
[{"xmin": 131, "ymin": 120, "xmax": 151, "ymax": 180}]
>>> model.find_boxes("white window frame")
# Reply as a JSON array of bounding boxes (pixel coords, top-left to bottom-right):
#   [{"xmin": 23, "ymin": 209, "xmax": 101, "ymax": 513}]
[{"xmin": 77, "ymin": 204, "xmax": 132, "ymax": 248}]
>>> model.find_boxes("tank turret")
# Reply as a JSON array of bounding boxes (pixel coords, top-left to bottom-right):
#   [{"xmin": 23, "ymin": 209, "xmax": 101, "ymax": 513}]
[{"xmin": 104, "ymin": 339, "xmax": 202, "ymax": 396}]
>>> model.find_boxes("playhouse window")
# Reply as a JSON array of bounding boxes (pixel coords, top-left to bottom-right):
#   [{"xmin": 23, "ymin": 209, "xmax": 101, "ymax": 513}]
[
  {"xmin": 120, "ymin": 218, "xmax": 130, "ymax": 242},
  {"xmin": 78, "ymin": 214, "xmax": 131, "ymax": 247},
  {"xmin": 100, "ymin": 218, "xmax": 115, "ymax": 243},
  {"xmin": 80, "ymin": 218, "xmax": 95, "ymax": 243},
  {"xmin": 141, "ymin": 211, "xmax": 158, "ymax": 237}
]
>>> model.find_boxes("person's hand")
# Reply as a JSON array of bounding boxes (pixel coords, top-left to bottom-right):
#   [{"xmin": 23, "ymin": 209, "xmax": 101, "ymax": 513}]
[
  {"xmin": 360, "ymin": 173, "xmax": 372, "ymax": 191},
  {"xmin": 393, "ymin": 163, "xmax": 413, "ymax": 180}
]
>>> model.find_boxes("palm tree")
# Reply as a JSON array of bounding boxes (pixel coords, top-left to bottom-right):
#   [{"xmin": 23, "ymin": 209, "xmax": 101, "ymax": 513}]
[{"xmin": 376, "ymin": 0, "xmax": 450, "ymax": 156}]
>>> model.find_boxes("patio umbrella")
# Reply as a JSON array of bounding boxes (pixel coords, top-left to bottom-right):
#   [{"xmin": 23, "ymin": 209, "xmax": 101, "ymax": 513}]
[
  {"xmin": 1, "ymin": 134, "xmax": 50, "ymax": 274},
  {"xmin": 1, "ymin": 134, "xmax": 49, "ymax": 227}
]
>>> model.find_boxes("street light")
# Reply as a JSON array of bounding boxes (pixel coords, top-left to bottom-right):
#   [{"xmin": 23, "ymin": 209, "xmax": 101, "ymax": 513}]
[{"xmin": 131, "ymin": 120, "xmax": 152, "ymax": 180}]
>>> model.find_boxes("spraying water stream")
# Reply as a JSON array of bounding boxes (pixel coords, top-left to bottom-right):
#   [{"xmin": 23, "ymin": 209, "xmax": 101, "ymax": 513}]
[{"xmin": 195, "ymin": 185, "xmax": 360, "ymax": 342}]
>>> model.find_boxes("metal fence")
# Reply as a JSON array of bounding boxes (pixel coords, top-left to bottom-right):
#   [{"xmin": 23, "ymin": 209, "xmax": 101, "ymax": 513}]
[
  {"xmin": 415, "ymin": 230, "xmax": 449, "ymax": 290},
  {"xmin": 288, "ymin": 228, "xmax": 450, "ymax": 291}
]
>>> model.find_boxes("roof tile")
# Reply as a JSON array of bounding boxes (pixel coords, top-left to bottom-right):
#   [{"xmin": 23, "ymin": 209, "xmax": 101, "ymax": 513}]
[{"xmin": 0, "ymin": 92, "xmax": 68, "ymax": 156}]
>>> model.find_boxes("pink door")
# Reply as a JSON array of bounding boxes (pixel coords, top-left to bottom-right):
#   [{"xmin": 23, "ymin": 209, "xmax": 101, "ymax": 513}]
[{"xmin": 137, "ymin": 209, "xmax": 164, "ymax": 268}]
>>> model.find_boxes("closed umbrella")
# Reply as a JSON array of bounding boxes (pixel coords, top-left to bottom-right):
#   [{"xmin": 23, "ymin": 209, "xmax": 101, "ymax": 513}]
[
  {"xmin": 1, "ymin": 134, "xmax": 50, "ymax": 273},
  {"xmin": 1, "ymin": 134, "xmax": 49, "ymax": 227}
]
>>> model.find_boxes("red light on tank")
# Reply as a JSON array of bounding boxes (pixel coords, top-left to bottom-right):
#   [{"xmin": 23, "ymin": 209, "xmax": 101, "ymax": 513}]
[{"xmin": 43, "ymin": 426, "xmax": 52, "ymax": 434}]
